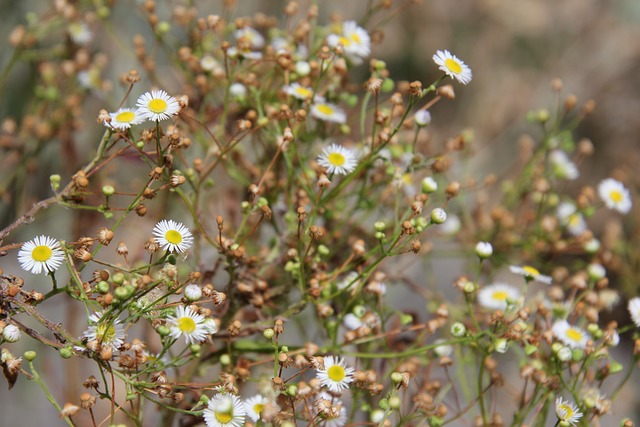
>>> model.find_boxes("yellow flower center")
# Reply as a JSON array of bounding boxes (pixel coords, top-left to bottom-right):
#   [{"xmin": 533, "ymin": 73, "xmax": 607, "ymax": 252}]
[
  {"xmin": 165, "ymin": 230, "xmax": 183, "ymax": 244},
  {"xmin": 115, "ymin": 111, "xmax": 136, "ymax": 123},
  {"xmin": 177, "ymin": 316, "xmax": 196, "ymax": 333},
  {"xmin": 96, "ymin": 324, "xmax": 116, "ymax": 343},
  {"xmin": 401, "ymin": 174, "xmax": 412, "ymax": 185},
  {"xmin": 349, "ymin": 33, "xmax": 362, "ymax": 44},
  {"xmin": 522, "ymin": 266, "xmax": 540, "ymax": 277},
  {"xmin": 609, "ymin": 190, "xmax": 623, "ymax": 203},
  {"xmin": 148, "ymin": 98, "xmax": 168, "ymax": 113},
  {"xmin": 253, "ymin": 403, "xmax": 264, "ymax": 415},
  {"xmin": 568, "ymin": 214, "xmax": 580, "ymax": 226},
  {"xmin": 327, "ymin": 364, "xmax": 346, "ymax": 382},
  {"xmin": 317, "ymin": 104, "xmax": 335, "ymax": 115},
  {"xmin": 338, "ymin": 36, "xmax": 352, "ymax": 46},
  {"xmin": 32, "ymin": 245, "xmax": 53, "ymax": 262},
  {"xmin": 445, "ymin": 58, "xmax": 462, "ymax": 74},
  {"xmin": 492, "ymin": 291, "xmax": 508, "ymax": 301},
  {"xmin": 566, "ymin": 328, "xmax": 583, "ymax": 342},
  {"xmin": 328, "ymin": 152, "xmax": 346, "ymax": 166},
  {"xmin": 559, "ymin": 404, "xmax": 574, "ymax": 419},
  {"xmin": 295, "ymin": 87, "xmax": 312, "ymax": 98},
  {"xmin": 215, "ymin": 411, "xmax": 233, "ymax": 424}
]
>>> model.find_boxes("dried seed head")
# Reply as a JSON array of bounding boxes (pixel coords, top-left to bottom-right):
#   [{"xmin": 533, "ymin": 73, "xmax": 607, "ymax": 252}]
[{"xmin": 97, "ymin": 227, "xmax": 114, "ymax": 245}]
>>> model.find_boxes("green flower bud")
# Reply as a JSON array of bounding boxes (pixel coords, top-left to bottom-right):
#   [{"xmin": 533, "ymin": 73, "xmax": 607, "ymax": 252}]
[
  {"xmin": 156, "ymin": 325, "xmax": 171, "ymax": 337},
  {"xmin": 524, "ymin": 344, "xmax": 538, "ymax": 356},
  {"xmin": 220, "ymin": 354, "xmax": 231, "ymax": 365},
  {"xmin": 572, "ymin": 348, "xmax": 584, "ymax": 362},
  {"xmin": 190, "ymin": 344, "xmax": 201, "ymax": 354},
  {"xmin": 59, "ymin": 347, "xmax": 73, "ymax": 359},
  {"xmin": 286, "ymin": 385, "xmax": 298, "ymax": 397},
  {"xmin": 374, "ymin": 221, "xmax": 386, "ymax": 232},
  {"xmin": 156, "ymin": 21, "xmax": 171, "ymax": 35},
  {"xmin": 429, "ymin": 416, "xmax": 444, "ymax": 427},
  {"xmin": 378, "ymin": 398, "xmax": 389, "ymax": 410},
  {"xmin": 422, "ymin": 176, "xmax": 438, "ymax": 193},
  {"xmin": 24, "ymin": 351, "xmax": 37, "ymax": 361},
  {"xmin": 263, "ymin": 328, "xmax": 275, "ymax": 340},
  {"xmin": 257, "ymin": 117, "xmax": 269, "ymax": 127},
  {"xmin": 390, "ymin": 372, "xmax": 404, "ymax": 384},
  {"xmin": 102, "ymin": 185, "xmax": 115, "ymax": 197},
  {"xmin": 96, "ymin": 281, "xmax": 110, "ymax": 294},
  {"xmin": 609, "ymin": 359, "xmax": 624, "ymax": 374},
  {"xmin": 375, "ymin": 231, "xmax": 385, "ymax": 240},
  {"xmin": 112, "ymin": 272, "xmax": 125, "ymax": 286},
  {"xmin": 388, "ymin": 396, "xmax": 401, "ymax": 410},
  {"xmin": 381, "ymin": 78, "xmax": 395, "ymax": 93}
]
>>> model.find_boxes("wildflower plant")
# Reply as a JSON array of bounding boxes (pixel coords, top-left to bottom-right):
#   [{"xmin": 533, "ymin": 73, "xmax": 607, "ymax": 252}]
[{"xmin": 0, "ymin": 2, "xmax": 638, "ymax": 427}]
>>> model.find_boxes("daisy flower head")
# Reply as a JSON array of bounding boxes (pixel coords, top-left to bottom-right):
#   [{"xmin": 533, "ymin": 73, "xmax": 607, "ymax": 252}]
[
  {"xmin": 18, "ymin": 235, "xmax": 65, "ymax": 275},
  {"xmin": 83, "ymin": 311, "xmax": 126, "ymax": 351},
  {"xmin": 433, "ymin": 50, "xmax": 473, "ymax": 85},
  {"xmin": 107, "ymin": 108, "xmax": 145, "ymax": 131},
  {"xmin": 284, "ymin": 83, "xmax": 315, "ymax": 101},
  {"xmin": 244, "ymin": 394, "xmax": 269, "ymax": 422},
  {"xmin": 557, "ymin": 202, "xmax": 587, "ymax": 236},
  {"xmin": 2, "ymin": 324, "xmax": 21, "ymax": 343},
  {"xmin": 555, "ymin": 397, "xmax": 583, "ymax": 426},
  {"xmin": 317, "ymin": 144, "xmax": 358, "ymax": 175},
  {"xmin": 477, "ymin": 283, "xmax": 521, "ymax": 310},
  {"xmin": 628, "ymin": 297, "xmax": 640, "ymax": 327},
  {"xmin": 152, "ymin": 219, "xmax": 193, "ymax": 253},
  {"xmin": 549, "ymin": 150, "xmax": 579, "ymax": 180},
  {"xmin": 235, "ymin": 27, "xmax": 265, "ymax": 50},
  {"xmin": 68, "ymin": 22, "xmax": 92, "ymax": 45},
  {"xmin": 327, "ymin": 20, "xmax": 371, "ymax": 63},
  {"xmin": 598, "ymin": 178, "xmax": 632, "ymax": 214},
  {"xmin": 316, "ymin": 355, "xmax": 355, "ymax": 393},
  {"xmin": 311, "ymin": 102, "xmax": 346, "ymax": 123},
  {"xmin": 552, "ymin": 320, "xmax": 591, "ymax": 349},
  {"xmin": 509, "ymin": 265, "xmax": 552, "ymax": 284},
  {"xmin": 136, "ymin": 90, "xmax": 180, "ymax": 122},
  {"xmin": 167, "ymin": 305, "xmax": 208, "ymax": 345},
  {"xmin": 203, "ymin": 394, "xmax": 246, "ymax": 427}
]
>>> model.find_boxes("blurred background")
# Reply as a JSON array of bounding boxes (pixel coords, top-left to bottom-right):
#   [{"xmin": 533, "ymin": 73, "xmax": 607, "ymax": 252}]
[{"xmin": 1, "ymin": 0, "xmax": 639, "ymax": 425}]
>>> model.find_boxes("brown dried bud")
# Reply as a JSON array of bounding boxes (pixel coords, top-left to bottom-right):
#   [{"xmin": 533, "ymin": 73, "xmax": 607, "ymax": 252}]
[
  {"xmin": 438, "ymin": 85, "xmax": 455, "ymax": 99},
  {"xmin": 74, "ymin": 247, "xmax": 93, "ymax": 262},
  {"xmin": 135, "ymin": 203, "xmax": 147, "ymax": 217},
  {"xmin": 60, "ymin": 403, "xmax": 80, "ymax": 418},
  {"xmin": 80, "ymin": 392, "xmax": 96, "ymax": 409},
  {"xmin": 408, "ymin": 81, "xmax": 423, "ymax": 96},
  {"xmin": 97, "ymin": 227, "xmax": 114, "ymax": 245},
  {"xmin": 117, "ymin": 242, "xmax": 129, "ymax": 256}
]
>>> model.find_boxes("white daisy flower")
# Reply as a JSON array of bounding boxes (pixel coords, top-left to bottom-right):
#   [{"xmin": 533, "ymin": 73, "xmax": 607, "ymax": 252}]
[
  {"xmin": 552, "ymin": 320, "xmax": 591, "ymax": 349},
  {"xmin": 284, "ymin": 83, "xmax": 315, "ymax": 101},
  {"xmin": 203, "ymin": 318, "xmax": 219, "ymax": 335},
  {"xmin": 509, "ymin": 265, "xmax": 552, "ymax": 284},
  {"xmin": 229, "ymin": 83, "xmax": 247, "ymax": 99},
  {"xmin": 598, "ymin": 178, "xmax": 632, "ymax": 214},
  {"xmin": 414, "ymin": 110, "xmax": 432, "ymax": 127},
  {"xmin": 166, "ymin": 306, "xmax": 208, "ymax": 345},
  {"xmin": 235, "ymin": 27, "xmax": 265, "ymax": 50},
  {"xmin": 18, "ymin": 235, "xmax": 65, "ymax": 275},
  {"xmin": 2, "ymin": 324, "xmax": 21, "ymax": 343},
  {"xmin": 136, "ymin": 90, "xmax": 180, "ymax": 122},
  {"xmin": 549, "ymin": 150, "xmax": 579, "ymax": 180},
  {"xmin": 152, "ymin": 219, "xmax": 194, "ymax": 253},
  {"xmin": 83, "ymin": 311, "xmax": 126, "ymax": 351},
  {"xmin": 557, "ymin": 202, "xmax": 587, "ymax": 236},
  {"xmin": 628, "ymin": 297, "xmax": 640, "ymax": 327},
  {"xmin": 244, "ymin": 394, "xmax": 269, "ymax": 422},
  {"xmin": 317, "ymin": 144, "xmax": 358, "ymax": 175},
  {"xmin": 200, "ymin": 55, "xmax": 220, "ymax": 72},
  {"xmin": 433, "ymin": 338, "xmax": 453, "ymax": 357},
  {"xmin": 106, "ymin": 108, "xmax": 145, "ymax": 131},
  {"xmin": 432, "ymin": 50, "xmax": 473, "ymax": 85},
  {"xmin": 311, "ymin": 102, "xmax": 347, "ymax": 123},
  {"xmin": 184, "ymin": 284, "xmax": 202, "ymax": 301},
  {"xmin": 68, "ymin": 22, "xmax": 92, "ymax": 45},
  {"xmin": 316, "ymin": 355, "xmax": 355, "ymax": 392},
  {"xmin": 203, "ymin": 394, "xmax": 246, "ymax": 427},
  {"xmin": 327, "ymin": 20, "xmax": 371, "ymax": 63},
  {"xmin": 477, "ymin": 283, "xmax": 521, "ymax": 310},
  {"xmin": 555, "ymin": 397, "xmax": 583, "ymax": 426},
  {"xmin": 475, "ymin": 241, "xmax": 493, "ymax": 259}
]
